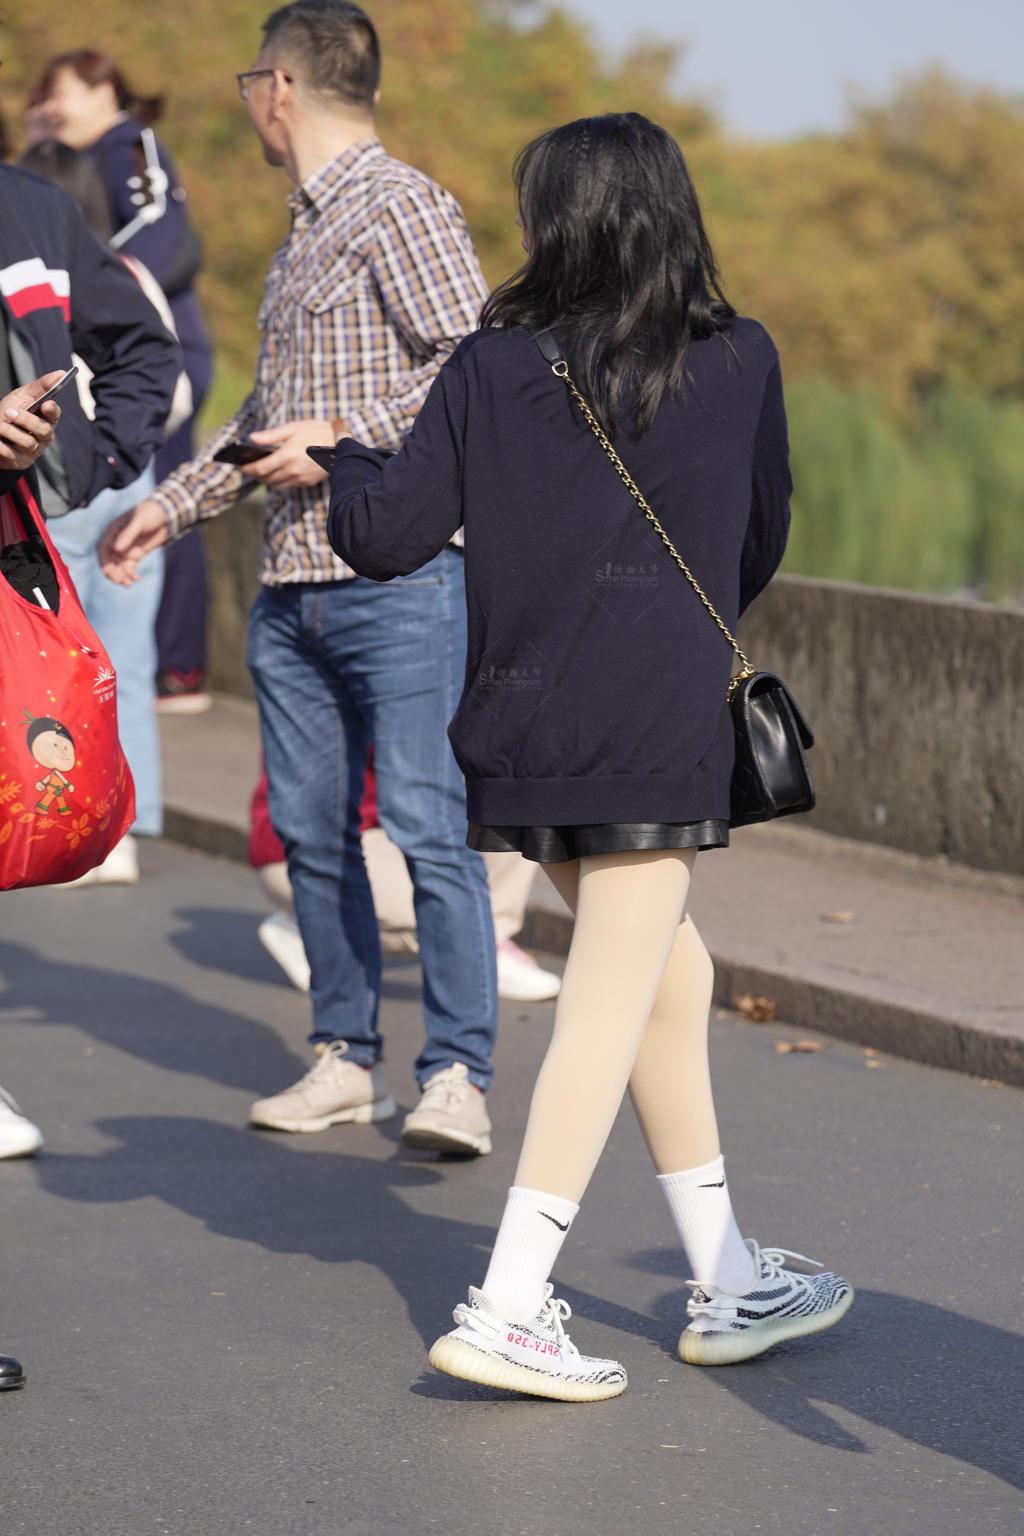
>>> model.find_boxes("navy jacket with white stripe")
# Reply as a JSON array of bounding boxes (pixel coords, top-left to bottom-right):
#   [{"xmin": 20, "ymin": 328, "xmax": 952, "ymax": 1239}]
[{"xmin": 0, "ymin": 165, "xmax": 180, "ymax": 513}]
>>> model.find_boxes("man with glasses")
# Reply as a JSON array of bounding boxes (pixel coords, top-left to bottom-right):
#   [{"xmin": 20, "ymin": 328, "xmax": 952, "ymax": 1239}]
[{"xmin": 101, "ymin": 0, "xmax": 498, "ymax": 1155}]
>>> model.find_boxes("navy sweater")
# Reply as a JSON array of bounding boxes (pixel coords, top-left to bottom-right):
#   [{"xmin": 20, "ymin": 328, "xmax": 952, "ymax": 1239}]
[{"xmin": 328, "ymin": 319, "xmax": 791, "ymax": 826}]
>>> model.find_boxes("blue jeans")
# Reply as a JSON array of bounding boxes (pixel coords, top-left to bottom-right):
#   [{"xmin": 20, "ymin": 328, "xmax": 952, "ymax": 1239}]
[
  {"xmin": 247, "ymin": 549, "xmax": 497, "ymax": 1089},
  {"xmin": 49, "ymin": 465, "xmax": 164, "ymax": 836}
]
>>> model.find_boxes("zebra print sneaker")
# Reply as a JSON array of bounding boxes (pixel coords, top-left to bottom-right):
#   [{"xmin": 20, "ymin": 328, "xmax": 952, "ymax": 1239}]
[
  {"xmin": 679, "ymin": 1240, "xmax": 853, "ymax": 1366},
  {"xmin": 428, "ymin": 1284, "xmax": 627, "ymax": 1402}
]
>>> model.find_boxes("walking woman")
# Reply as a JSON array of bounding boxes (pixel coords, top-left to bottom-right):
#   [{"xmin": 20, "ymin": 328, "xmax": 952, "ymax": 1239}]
[{"xmin": 327, "ymin": 113, "xmax": 853, "ymax": 1401}]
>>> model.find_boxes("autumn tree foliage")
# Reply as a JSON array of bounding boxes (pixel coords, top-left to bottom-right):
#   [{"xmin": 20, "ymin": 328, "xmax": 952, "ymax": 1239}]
[
  {"xmin": 699, "ymin": 70, "xmax": 1024, "ymax": 411},
  {"xmin": 0, "ymin": 0, "xmax": 710, "ymax": 375},
  {"xmin": 2, "ymin": 5, "xmax": 1022, "ymax": 594},
  {"xmin": 4, "ymin": 5, "xmax": 1021, "ymax": 406}
]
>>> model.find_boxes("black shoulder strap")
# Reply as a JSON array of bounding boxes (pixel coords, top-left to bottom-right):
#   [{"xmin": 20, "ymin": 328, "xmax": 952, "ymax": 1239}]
[{"xmin": 530, "ymin": 328, "xmax": 563, "ymax": 367}]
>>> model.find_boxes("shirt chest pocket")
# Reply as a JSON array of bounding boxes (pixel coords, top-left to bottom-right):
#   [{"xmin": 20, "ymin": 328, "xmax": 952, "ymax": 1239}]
[{"xmin": 299, "ymin": 256, "xmax": 368, "ymax": 316}]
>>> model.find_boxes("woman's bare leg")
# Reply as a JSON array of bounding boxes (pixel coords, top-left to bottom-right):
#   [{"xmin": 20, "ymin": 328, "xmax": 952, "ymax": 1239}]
[
  {"xmin": 540, "ymin": 859, "xmax": 752, "ymax": 1293},
  {"xmin": 512, "ymin": 849, "xmax": 696, "ymax": 1200},
  {"xmin": 479, "ymin": 850, "xmax": 694, "ymax": 1320},
  {"xmin": 627, "ymin": 915, "xmax": 720, "ymax": 1172}
]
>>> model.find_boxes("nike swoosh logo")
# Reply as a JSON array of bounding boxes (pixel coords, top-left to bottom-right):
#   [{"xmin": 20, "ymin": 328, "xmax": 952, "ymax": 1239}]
[
  {"xmin": 539, "ymin": 1211, "xmax": 570, "ymax": 1231},
  {"xmin": 699, "ymin": 1180, "xmax": 725, "ymax": 1188}
]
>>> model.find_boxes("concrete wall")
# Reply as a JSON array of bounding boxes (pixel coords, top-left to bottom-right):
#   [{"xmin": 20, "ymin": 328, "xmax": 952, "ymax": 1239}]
[
  {"xmin": 203, "ymin": 509, "xmax": 1024, "ymax": 875},
  {"xmin": 739, "ymin": 575, "xmax": 1024, "ymax": 875},
  {"xmin": 202, "ymin": 499, "xmax": 263, "ymax": 701}
]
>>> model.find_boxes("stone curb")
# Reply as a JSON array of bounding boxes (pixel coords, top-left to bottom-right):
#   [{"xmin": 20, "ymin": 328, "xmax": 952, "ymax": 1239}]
[
  {"xmin": 516, "ymin": 905, "xmax": 1023, "ymax": 1089},
  {"xmin": 162, "ymin": 802, "xmax": 1024, "ymax": 1091}
]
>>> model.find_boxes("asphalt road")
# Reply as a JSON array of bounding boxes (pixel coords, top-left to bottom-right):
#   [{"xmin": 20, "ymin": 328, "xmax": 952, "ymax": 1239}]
[{"xmin": 1, "ymin": 840, "xmax": 1020, "ymax": 1536}]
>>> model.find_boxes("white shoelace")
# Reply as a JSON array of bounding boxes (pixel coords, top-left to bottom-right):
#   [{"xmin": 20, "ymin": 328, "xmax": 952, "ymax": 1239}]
[
  {"xmin": 457, "ymin": 1283, "xmax": 580, "ymax": 1356},
  {"xmin": 536, "ymin": 1288, "xmax": 580, "ymax": 1357},
  {"xmin": 420, "ymin": 1067, "xmax": 470, "ymax": 1111},
  {"xmin": 686, "ymin": 1241, "xmax": 824, "ymax": 1310},
  {"xmin": 306, "ymin": 1044, "xmax": 353, "ymax": 1085}
]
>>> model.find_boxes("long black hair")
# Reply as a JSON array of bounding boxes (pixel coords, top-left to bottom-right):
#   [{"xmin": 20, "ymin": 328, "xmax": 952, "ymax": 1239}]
[
  {"xmin": 481, "ymin": 112, "xmax": 735, "ymax": 438},
  {"xmin": 18, "ymin": 140, "xmax": 115, "ymax": 242}
]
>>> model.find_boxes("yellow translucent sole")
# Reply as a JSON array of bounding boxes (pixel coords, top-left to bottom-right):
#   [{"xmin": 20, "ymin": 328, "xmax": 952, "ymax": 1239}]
[
  {"xmin": 679, "ymin": 1287, "xmax": 854, "ymax": 1366},
  {"xmin": 428, "ymin": 1336, "xmax": 626, "ymax": 1403}
]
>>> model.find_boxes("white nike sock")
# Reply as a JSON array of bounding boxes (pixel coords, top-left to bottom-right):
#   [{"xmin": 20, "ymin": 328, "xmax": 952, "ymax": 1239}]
[
  {"xmin": 657, "ymin": 1155, "xmax": 757, "ymax": 1295},
  {"xmin": 481, "ymin": 1185, "xmax": 579, "ymax": 1321}
]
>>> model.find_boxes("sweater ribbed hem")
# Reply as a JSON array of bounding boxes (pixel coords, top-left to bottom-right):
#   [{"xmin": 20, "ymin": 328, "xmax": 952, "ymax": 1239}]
[{"xmin": 464, "ymin": 767, "xmax": 731, "ymax": 828}]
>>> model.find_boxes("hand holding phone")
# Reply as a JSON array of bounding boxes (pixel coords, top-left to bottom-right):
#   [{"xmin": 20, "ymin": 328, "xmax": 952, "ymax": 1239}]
[
  {"xmin": 29, "ymin": 366, "xmax": 78, "ymax": 416},
  {"xmin": 219, "ymin": 420, "xmax": 337, "ymax": 489},
  {"xmin": 305, "ymin": 446, "xmax": 336, "ymax": 474},
  {"xmin": 0, "ymin": 371, "xmax": 70, "ymax": 472},
  {"xmin": 213, "ymin": 436, "xmax": 276, "ymax": 466}
]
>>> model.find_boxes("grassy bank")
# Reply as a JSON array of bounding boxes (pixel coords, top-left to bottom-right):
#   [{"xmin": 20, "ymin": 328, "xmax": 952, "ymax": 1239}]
[{"xmin": 786, "ymin": 381, "xmax": 1024, "ymax": 600}]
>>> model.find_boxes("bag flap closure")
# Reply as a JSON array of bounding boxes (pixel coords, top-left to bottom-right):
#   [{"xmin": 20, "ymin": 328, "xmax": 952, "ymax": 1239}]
[{"xmin": 737, "ymin": 671, "xmax": 814, "ymax": 749}]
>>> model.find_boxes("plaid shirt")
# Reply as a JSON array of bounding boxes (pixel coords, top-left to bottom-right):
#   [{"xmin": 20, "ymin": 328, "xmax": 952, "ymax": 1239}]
[{"xmin": 153, "ymin": 137, "xmax": 487, "ymax": 583}]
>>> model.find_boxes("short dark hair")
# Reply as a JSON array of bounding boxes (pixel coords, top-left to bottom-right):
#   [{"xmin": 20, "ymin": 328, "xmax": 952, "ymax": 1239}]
[
  {"xmin": 34, "ymin": 50, "xmax": 163, "ymax": 127},
  {"xmin": 261, "ymin": 0, "xmax": 380, "ymax": 111},
  {"xmin": 26, "ymin": 716, "xmax": 74, "ymax": 752}
]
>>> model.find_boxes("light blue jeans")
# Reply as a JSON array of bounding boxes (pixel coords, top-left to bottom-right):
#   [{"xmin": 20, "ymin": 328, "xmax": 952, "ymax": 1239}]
[
  {"xmin": 48, "ymin": 465, "xmax": 164, "ymax": 836},
  {"xmin": 247, "ymin": 549, "xmax": 498, "ymax": 1088}
]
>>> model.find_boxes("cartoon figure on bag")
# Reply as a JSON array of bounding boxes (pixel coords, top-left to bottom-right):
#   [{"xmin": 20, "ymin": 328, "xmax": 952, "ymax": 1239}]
[{"xmin": 25, "ymin": 713, "xmax": 76, "ymax": 816}]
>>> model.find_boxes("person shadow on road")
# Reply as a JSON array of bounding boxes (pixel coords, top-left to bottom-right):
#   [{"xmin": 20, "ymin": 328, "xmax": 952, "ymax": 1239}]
[
  {"xmin": 34, "ymin": 1115, "xmax": 1024, "ymax": 1459},
  {"xmin": 633, "ymin": 1248, "xmax": 1022, "ymax": 1493},
  {"xmin": 34, "ymin": 1114, "xmax": 665, "ymax": 1393}
]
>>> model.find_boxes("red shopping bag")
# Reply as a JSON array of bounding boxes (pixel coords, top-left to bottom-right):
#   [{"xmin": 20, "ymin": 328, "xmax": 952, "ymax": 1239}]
[{"xmin": 0, "ymin": 478, "xmax": 135, "ymax": 888}]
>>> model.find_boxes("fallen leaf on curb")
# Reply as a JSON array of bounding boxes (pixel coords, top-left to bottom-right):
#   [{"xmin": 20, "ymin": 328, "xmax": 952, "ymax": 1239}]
[
  {"xmin": 863, "ymin": 1047, "xmax": 879, "ymax": 1056},
  {"xmin": 821, "ymin": 911, "xmax": 855, "ymax": 923},
  {"xmin": 774, "ymin": 1039, "xmax": 823, "ymax": 1054},
  {"xmin": 865, "ymin": 1059, "xmax": 884, "ymax": 1068},
  {"xmin": 735, "ymin": 993, "xmax": 777, "ymax": 1023}
]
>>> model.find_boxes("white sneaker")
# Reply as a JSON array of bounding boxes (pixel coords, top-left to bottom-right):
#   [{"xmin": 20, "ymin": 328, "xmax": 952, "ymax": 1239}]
[
  {"xmin": 429, "ymin": 1284, "xmax": 627, "ymax": 1402},
  {"xmin": 249, "ymin": 1042, "xmax": 396, "ymax": 1132},
  {"xmin": 679, "ymin": 1239, "xmax": 854, "ymax": 1365},
  {"xmin": 0, "ymin": 1088, "xmax": 43, "ymax": 1159},
  {"xmin": 258, "ymin": 911, "xmax": 311, "ymax": 992},
  {"xmin": 401, "ymin": 1062, "xmax": 492, "ymax": 1155},
  {"xmin": 496, "ymin": 939, "xmax": 561, "ymax": 1002},
  {"xmin": 379, "ymin": 927, "xmax": 420, "ymax": 956},
  {"xmin": 58, "ymin": 834, "xmax": 139, "ymax": 889}
]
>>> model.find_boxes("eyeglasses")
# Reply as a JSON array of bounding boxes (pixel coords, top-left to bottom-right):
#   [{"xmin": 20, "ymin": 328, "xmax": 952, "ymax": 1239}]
[{"xmin": 236, "ymin": 68, "xmax": 277, "ymax": 100}]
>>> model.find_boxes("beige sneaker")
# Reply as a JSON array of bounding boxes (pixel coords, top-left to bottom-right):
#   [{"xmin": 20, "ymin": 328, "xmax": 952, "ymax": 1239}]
[
  {"xmin": 401, "ymin": 1063, "xmax": 492, "ymax": 1156},
  {"xmin": 250, "ymin": 1042, "xmax": 396, "ymax": 1132}
]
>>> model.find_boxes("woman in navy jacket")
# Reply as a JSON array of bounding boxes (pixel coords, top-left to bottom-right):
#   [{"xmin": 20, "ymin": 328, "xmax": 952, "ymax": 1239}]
[
  {"xmin": 329, "ymin": 114, "xmax": 853, "ymax": 1401},
  {"xmin": 33, "ymin": 50, "xmax": 214, "ymax": 707}
]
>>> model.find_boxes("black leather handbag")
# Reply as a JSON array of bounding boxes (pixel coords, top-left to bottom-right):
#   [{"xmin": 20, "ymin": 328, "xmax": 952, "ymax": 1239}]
[
  {"xmin": 532, "ymin": 330, "xmax": 816, "ymax": 828},
  {"xmin": 727, "ymin": 669, "xmax": 814, "ymax": 827}
]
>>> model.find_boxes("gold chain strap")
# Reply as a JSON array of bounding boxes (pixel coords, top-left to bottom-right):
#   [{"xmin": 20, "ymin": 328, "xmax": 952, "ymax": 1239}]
[{"xmin": 550, "ymin": 359, "xmax": 756, "ymax": 697}]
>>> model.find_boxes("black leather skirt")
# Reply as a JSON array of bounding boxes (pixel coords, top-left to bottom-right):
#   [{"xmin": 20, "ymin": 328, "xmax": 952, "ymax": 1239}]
[{"xmin": 467, "ymin": 820, "xmax": 729, "ymax": 865}]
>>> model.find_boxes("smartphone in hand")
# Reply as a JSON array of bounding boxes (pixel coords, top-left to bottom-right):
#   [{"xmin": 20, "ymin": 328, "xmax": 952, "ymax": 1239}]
[
  {"xmin": 29, "ymin": 366, "xmax": 79, "ymax": 415},
  {"xmin": 305, "ymin": 446, "xmax": 335, "ymax": 473},
  {"xmin": 213, "ymin": 437, "xmax": 275, "ymax": 466},
  {"xmin": 305, "ymin": 446, "xmax": 394, "ymax": 473}
]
